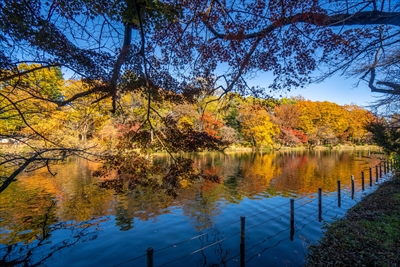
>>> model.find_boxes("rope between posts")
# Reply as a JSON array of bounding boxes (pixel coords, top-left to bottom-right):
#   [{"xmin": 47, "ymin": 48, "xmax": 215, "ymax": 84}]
[
  {"xmin": 157, "ymin": 193, "xmax": 325, "ymax": 267},
  {"xmin": 245, "ymin": 235, "xmax": 292, "ymax": 264},
  {"xmin": 295, "ymin": 196, "xmax": 318, "ymax": 208},
  {"xmin": 245, "ymin": 210, "xmax": 290, "ymax": 231},
  {"xmin": 245, "ymin": 225, "xmax": 291, "ymax": 253},
  {"xmin": 245, "ymin": 201, "xmax": 289, "ymax": 219},
  {"xmin": 155, "ymin": 194, "xmax": 317, "ymax": 256},
  {"xmin": 246, "ymin": 197, "xmax": 342, "ymax": 262},
  {"xmin": 158, "ymin": 231, "xmax": 241, "ymax": 266},
  {"xmin": 112, "ymin": 191, "xmax": 348, "ymax": 267},
  {"xmin": 152, "ymin": 218, "xmax": 241, "ymax": 254}
]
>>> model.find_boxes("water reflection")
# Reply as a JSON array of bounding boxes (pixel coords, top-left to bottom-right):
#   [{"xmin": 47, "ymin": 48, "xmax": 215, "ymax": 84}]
[
  {"xmin": 0, "ymin": 149, "xmax": 384, "ymax": 266},
  {"xmin": 183, "ymin": 149, "xmax": 382, "ymax": 198},
  {"xmin": 0, "ymin": 199, "xmax": 107, "ymax": 267}
]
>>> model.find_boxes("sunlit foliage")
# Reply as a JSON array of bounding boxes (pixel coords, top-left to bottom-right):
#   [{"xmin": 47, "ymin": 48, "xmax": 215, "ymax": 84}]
[{"xmin": 1, "ymin": 0, "xmax": 397, "ymax": 193}]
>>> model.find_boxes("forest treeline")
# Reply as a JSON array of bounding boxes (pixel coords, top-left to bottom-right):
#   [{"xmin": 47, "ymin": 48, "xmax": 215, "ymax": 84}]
[{"xmin": 0, "ymin": 64, "xmax": 376, "ymax": 152}]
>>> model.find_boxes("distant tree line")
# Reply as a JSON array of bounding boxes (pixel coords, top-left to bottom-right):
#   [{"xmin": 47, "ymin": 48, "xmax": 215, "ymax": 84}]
[{"xmin": 1, "ymin": 64, "xmax": 377, "ymax": 153}]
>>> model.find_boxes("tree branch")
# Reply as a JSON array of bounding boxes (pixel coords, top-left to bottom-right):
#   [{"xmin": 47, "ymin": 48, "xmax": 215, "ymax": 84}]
[
  {"xmin": 368, "ymin": 68, "xmax": 400, "ymax": 94},
  {"xmin": 203, "ymin": 11, "xmax": 400, "ymax": 41}
]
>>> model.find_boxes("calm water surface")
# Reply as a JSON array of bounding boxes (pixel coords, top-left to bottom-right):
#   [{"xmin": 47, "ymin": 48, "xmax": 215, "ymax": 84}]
[{"xmin": 0, "ymin": 149, "xmax": 390, "ymax": 266}]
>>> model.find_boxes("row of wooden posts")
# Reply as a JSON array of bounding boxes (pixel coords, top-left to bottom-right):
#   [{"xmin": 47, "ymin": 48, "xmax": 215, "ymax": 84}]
[{"xmin": 144, "ymin": 159, "xmax": 395, "ymax": 267}]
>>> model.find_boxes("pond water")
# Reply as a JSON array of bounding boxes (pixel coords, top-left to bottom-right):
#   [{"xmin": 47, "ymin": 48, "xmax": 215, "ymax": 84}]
[{"xmin": 0, "ymin": 148, "xmax": 391, "ymax": 267}]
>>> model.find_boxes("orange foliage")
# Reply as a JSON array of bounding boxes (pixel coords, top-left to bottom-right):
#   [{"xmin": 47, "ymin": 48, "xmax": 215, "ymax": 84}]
[{"xmin": 199, "ymin": 111, "xmax": 224, "ymax": 138}]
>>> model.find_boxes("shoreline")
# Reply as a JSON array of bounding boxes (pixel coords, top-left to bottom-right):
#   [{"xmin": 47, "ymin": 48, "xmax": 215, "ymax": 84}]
[
  {"xmin": 0, "ymin": 143, "xmax": 382, "ymax": 155},
  {"xmin": 306, "ymin": 173, "xmax": 400, "ymax": 266},
  {"xmin": 224, "ymin": 144, "xmax": 381, "ymax": 152}
]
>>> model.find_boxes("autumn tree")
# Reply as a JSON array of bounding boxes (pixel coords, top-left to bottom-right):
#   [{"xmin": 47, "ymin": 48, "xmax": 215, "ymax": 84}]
[
  {"xmin": 0, "ymin": 64, "xmax": 63, "ymax": 136},
  {"xmin": 272, "ymin": 102, "xmax": 307, "ymax": 147},
  {"xmin": 170, "ymin": 103, "xmax": 198, "ymax": 130},
  {"xmin": 0, "ymin": 64, "xmax": 90, "ymax": 193},
  {"xmin": 238, "ymin": 104, "xmax": 280, "ymax": 149},
  {"xmin": 61, "ymin": 80, "xmax": 112, "ymax": 143},
  {"xmin": 274, "ymin": 103, "xmax": 300, "ymax": 129},
  {"xmin": 345, "ymin": 104, "xmax": 376, "ymax": 144},
  {"xmin": 199, "ymin": 111, "xmax": 223, "ymax": 139},
  {"xmin": 297, "ymin": 100, "xmax": 351, "ymax": 146}
]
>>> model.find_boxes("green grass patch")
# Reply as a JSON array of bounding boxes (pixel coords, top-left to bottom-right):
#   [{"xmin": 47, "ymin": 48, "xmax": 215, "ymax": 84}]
[{"xmin": 306, "ymin": 175, "xmax": 400, "ymax": 267}]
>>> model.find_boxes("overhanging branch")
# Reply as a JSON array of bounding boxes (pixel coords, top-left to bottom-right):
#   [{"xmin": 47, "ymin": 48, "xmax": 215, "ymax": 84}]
[
  {"xmin": 368, "ymin": 67, "xmax": 400, "ymax": 95},
  {"xmin": 203, "ymin": 10, "xmax": 400, "ymax": 40}
]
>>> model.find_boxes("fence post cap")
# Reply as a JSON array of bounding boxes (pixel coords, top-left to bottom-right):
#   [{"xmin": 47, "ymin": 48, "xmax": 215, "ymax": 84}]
[{"xmin": 147, "ymin": 247, "xmax": 154, "ymax": 254}]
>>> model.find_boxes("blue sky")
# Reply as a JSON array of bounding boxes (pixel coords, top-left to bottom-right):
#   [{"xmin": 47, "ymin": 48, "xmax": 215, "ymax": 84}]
[
  {"xmin": 248, "ymin": 72, "xmax": 383, "ymax": 108},
  {"xmin": 299, "ymin": 76, "xmax": 382, "ymax": 108}
]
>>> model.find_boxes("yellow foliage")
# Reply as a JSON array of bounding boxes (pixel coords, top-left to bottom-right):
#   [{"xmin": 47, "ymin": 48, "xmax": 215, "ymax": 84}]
[
  {"xmin": 239, "ymin": 105, "xmax": 280, "ymax": 148},
  {"xmin": 178, "ymin": 115, "xmax": 195, "ymax": 130}
]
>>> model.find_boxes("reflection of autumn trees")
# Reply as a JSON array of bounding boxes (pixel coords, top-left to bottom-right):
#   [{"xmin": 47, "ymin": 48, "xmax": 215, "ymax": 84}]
[
  {"xmin": 0, "ymin": 186, "xmax": 57, "ymax": 245},
  {"xmin": 0, "ymin": 150, "xmax": 383, "ymax": 253},
  {"xmin": 19, "ymin": 159, "xmax": 115, "ymax": 222},
  {"xmin": 271, "ymin": 150, "xmax": 382, "ymax": 195},
  {"xmin": 181, "ymin": 184, "xmax": 226, "ymax": 232},
  {"xmin": 0, "ymin": 166, "xmax": 110, "ymax": 265},
  {"xmin": 235, "ymin": 154, "xmax": 281, "ymax": 197},
  {"xmin": 188, "ymin": 150, "xmax": 382, "ymax": 199},
  {"xmin": 0, "ymin": 160, "xmax": 112, "ymax": 231}
]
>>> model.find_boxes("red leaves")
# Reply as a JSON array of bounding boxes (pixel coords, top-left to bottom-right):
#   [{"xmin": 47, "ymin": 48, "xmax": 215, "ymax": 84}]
[
  {"xmin": 115, "ymin": 123, "xmax": 140, "ymax": 137},
  {"xmin": 199, "ymin": 111, "xmax": 224, "ymax": 139},
  {"xmin": 278, "ymin": 127, "xmax": 308, "ymax": 145}
]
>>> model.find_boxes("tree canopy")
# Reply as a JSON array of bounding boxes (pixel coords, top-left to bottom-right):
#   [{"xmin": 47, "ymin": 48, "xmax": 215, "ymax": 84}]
[{"xmin": 2, "ymin": 0, "xmax": 399, "ymax": 99}]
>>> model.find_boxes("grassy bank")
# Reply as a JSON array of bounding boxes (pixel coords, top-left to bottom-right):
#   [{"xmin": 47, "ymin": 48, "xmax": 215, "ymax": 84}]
[{"xmin": 306, "ymin": 174, "xmax": 400, "ymax": 266}]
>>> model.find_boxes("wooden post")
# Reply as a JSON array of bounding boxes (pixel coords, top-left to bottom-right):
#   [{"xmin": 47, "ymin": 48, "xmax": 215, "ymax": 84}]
[
  {"xmin": 290, "ymin": 199, "xmax": 294, "ymax": 240},
  {"xmin": 337, "ymin": 181, "xmax": 341, "ymax": 207},
  {"xmin": 147, "ymin": 247, "xmax": 154, "ymax": 267},
  {"xmin": 369, "ymin": 167, "xmax": 372, "ymax": 187},
  {"xmin": 376, "ymin": 165, "xmax": 379, "ymax": 182},
  {"xmin": 351, "ymin": 175, "xmax": 355, "ymax": 199},
  {"xmin": 318, "ymin": 188, "xmax": 322, "ymax": 222},
  {"xmin": 384, "ymin": 162, "xmax": 387, "ymax": 175},
  {"xmin": 240, "ymin": 216, "xmax": 245, "ymax": 267},
  {"xmin": 361, "ymin": 171, "xmax": 364, "ymax": 191}
]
